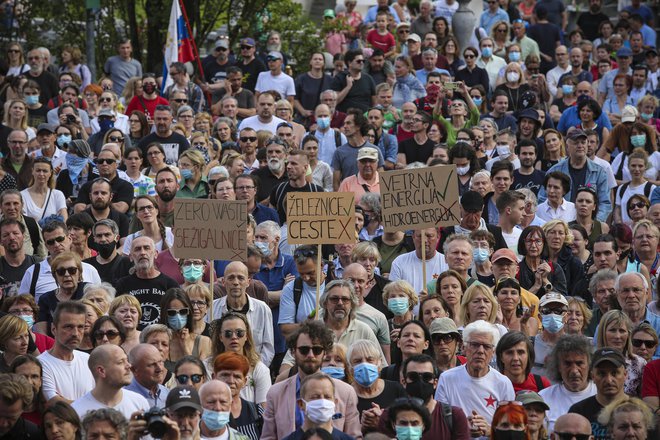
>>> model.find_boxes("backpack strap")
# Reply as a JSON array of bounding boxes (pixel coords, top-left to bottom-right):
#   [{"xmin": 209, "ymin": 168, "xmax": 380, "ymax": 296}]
[
  {"xmin": 533, "ymin": 374, "xmax": 546, "ymax": 392},
  {"xmin": 618, "ymin": 182, "xmax": 630, "ymax": 201},
  {"xmin": 333, "ymin": 129, "xmax": 341, "ymax": 148},
  {"xmin": 440, "ymin": 402, "xmax": 453, "ymax": 431},
  {"xmin": 643, "ymin": 182, "xmax": 653, "ymax": 198},
  {"xmin": 293, "ymin": 277, "xmax": 304, "ymax": 322},
  {"xmin": 30, "ymin": 261, "xmax": 41, "ymax": 297},
  {"xmin": 615, "ymin": 154, "xmax": 627, "ymax": 181},
  {"xmin": 24, "ymin": 217, "xmax": 41, "ymax": 255}
]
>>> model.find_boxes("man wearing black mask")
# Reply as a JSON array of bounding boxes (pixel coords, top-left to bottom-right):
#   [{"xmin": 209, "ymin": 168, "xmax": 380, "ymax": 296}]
[
  {"xmin": 84, "ymin": 219, "xmax": 132, "ymax": 283},
  {"xmin": 363, "ymin": 353, "xmax": 471, "ymax": 439}
]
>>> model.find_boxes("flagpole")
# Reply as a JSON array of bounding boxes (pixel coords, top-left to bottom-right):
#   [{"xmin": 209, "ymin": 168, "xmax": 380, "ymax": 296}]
[{"xmin": 177, "ymin": 0, "xmax": 212, "ymax": 107}]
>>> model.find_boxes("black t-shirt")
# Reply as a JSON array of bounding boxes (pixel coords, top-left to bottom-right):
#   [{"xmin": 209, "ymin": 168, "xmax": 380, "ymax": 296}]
[
  {"xmin": 398, "ymin": 137, "xmax": 435, "ymax": 165},
  {"xmin": 37, "ymin": 283, "xmax": 87, "ymax": 334},
  {"xmin": 569, "ymin": 396, "xmax": 607, "ymax": 440},
  {"xmin": 27, "ymin": 106, "xmax": 49, "ymax": 128},
  {"xmin": 27, "ymin": 71, "xmax": 59, "ymax": 104},
  {"xmin": 216, "ymin": 88, "xmax": 255, "ymax": 109},
  {"xmin": 137, "ymin": 132, "xmax": 191, "ymax": 166},
  {"xmin": 330, "ymin": 72, "xmax": 376, "ymax": 112},
  {"xmin": 84, "ymin": 254, "xmax": 133, "ymax": 285},
  {"xmin": 240, "ymin": 58, "xmax": 268, "ymax": 93},
  {"xmin": 251, "ymin": 167, "xmax": 288, "ymax": 204},
  {"xmin": 356, "ymin": 380, "xmax": 407, "ymax": 416},
  {"xmin": 513, "ymin": 169, "xmax": 546, "ymax": 195},
  {"xmin": 568, "ymin": 162, "xmax": 588, "ymax": 202},
  {"xmin": 0, "ymin": 255, "xmax": 39, "ymax": 297},
  {"xmin": 75, "ymin": 175, "xmax": 134, "ymax": 210},
  {"xmin": 294, "ymin": 73, "xmax": 333, "ymax": 112},
  {"xmin": 115, "ymin": 273, "xmax": 179, "ymax": 330},
  {"xmin": 204, "ymin": 59, "xmax": 234, "ymax": 85},
  {"xmin": 528, "ymin": 23, "xmax": 561, "ymax": 59},
  {"xmin": 270, "ymin": 181, "xmax": 325, "ymax": 225},
  {"xmin": 576, "ymin": 12, "xmax": 609, "ymax": 41},
  {"xmin": 84, "ymin": 208, "xmax": 130, "ymax": 239}
]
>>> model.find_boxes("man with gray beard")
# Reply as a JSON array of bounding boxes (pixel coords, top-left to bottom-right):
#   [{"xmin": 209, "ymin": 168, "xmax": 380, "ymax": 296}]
[
  {"xmin": 114, "ymin": 236, "xmax": 178, "ymax": 329},
  {"xmin": 252, "ymin": 136, "xmax": 289, "ymax": 203}
]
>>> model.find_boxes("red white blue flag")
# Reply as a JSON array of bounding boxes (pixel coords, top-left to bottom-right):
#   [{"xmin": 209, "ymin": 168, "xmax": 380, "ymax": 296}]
[{"xmin": 162, "ymin": 0, "xmax": 195, "ymax": 92}]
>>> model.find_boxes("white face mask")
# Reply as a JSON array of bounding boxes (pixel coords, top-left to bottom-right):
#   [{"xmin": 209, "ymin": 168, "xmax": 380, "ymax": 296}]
[
  {"xmin": 456, "ymin": 165, "xmax": 470, "ymax": 176},
  {"xmin": 496, "ymin": 144, "xmax": 511, "ymax": 159},
  {"xmin": 303, "ymin": 399, "xmax": 336, "ymax": 424},
  {"xmin": 506, "ymin": 71, "xmax": 521, "ymax": 83}
]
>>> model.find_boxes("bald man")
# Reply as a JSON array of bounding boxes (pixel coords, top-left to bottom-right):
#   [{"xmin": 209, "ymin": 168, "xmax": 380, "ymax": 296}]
[
  {"xmin": 72, "ymin": 344, "xmax": 149, "ymax": 419},
  {"xmin": 552, "ymin": 413, "xmax": 593, "ymax": 440},
  {"xmin": 210, "ymin": 261, "xmax": 274, "ymax": 366},
  {"xmin": 344, "ymin": 262, "xmax": 391, "ymax": 363},
  {"xmin": 200, "ymin": 380, "xmax": 248, "ymax": 439},
  {"xmin": 125, "ymin": 343, "xmax": 170, "ymax": 408}
]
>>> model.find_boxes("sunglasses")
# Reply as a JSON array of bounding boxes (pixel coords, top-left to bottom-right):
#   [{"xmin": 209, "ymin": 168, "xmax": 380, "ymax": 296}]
[
  {"xmin": 431, "ymin": 333, "xmax": 457, "ymax": 344},
  {"xmin": 94, "ymin": 329, "xmax": 120, "ymax": 340},
  {"xmin": 173, "ymin": 99, "xmax": 188, "ymax": 103},
  {"xmin": 629, "ymin": 202, "xmax": 647, "ymax": 209},
  {"xmin": 176, "ymin": 374, "xmax": 203, "ymax": 385},
  {"xmin": 217, "ymin": 47, "xmax": 228, "ymax": 52},
  {"xmin": 109, "ymin": 136, "xmax": 124, "ymax": 142},
  {"xmin": 540, "ymin": 307, "xmax": 568, "ymax": 315},
  {"xmin": 240, "ymin": 45, "xmax": 253, "ymax": 50},
  {"xmin": 240, "ymin": 136, "xmax": 257, "ymax": 143},
  {"xmin": 297, "ymin": 345, "xmax": 324, "ymax": 356},
  {"xmin": 95, "ymin": 158, "xmax": 117, "ymax": 165},
  {"xmin": 166, "ymin": 308, "xmax": 189, "ymax": 317},
  {"xmin": 46, "ymin": 236, "xmax": 66, "ymax": 246},
  {"xmin": 223, "ymin": 329, "xmax": 246, "ymax": 338},
  {"xmin": 405, "ymin": 372, "xmax": 435, "ymax": 382},
  {"xmin": 464, "ymin": 54, "xmax": 476, "ymax": 59},
  {"xmin": 267, "ymin": 57, "xmax": 280, "ymax": 62},
  {"xmin": 632, "ymin": 339, "xmax": 656, "ymax": 348},
  {"xmin": 55, "ymin": 267, "xmax": 78, "ymax": 276},
  {"xmin": 7, "ymin": 49, "xmax": 20, "ymax": 53},
  {"xmin": 99, "ymin": 97, "xmax": 113, "ymax": 103}
]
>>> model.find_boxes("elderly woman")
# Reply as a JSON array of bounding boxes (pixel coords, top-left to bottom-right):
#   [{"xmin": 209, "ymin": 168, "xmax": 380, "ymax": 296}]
[
  {"xmin": 221, "ymin": 152, "xmax": 246, "ymax": 180},
  {"xmin": 436, "ymin": 270, "xmax": 468, "ymax": 327},
  {"xmin": 212, "ymin": 352, "xmax": 264, "ymax": 440},
  {"xmin": 36, "ymin": 252, "xmax": 86, "ymax": 335},
  {"xmin": 542, "ymin": 220, "xmax": 585, "ymax": 298},
  {"xmin": 79, "ymin": 299, "xmax": 102, "ymax": 352},
  {"xmin": 496, "ymin": 331, "xmax": 550, "ymax": 393},
  {"xmin": 494, "ymin": 277, "xmax": 538, "ymax": 336},
  {"xmin": 160, "ymin": 288, "xmax": 211, "ymax": 363},
  {"xmin": 435, "ymin": 82, "xmax": 479, "ymax": 147},
  {"xmin": 494, "ymin": 63, "xmax": 529, "ymax": 112},
  {"xmin": 351, "ymin": 241, "xmax": 390, "ymax": 316},
  {"xmin": 82, "ymin": 283, "xmax": 115, "ymax": 315},
  {"xmin": 627, "ymin": 195, "xmax": 651, "ymax": 228},
  {"xmin": 576, "ymin": 98, "xmax": 609, "ymax": 141},
  {"xmin": 470, "ymin": 170, "xmax": 493, "ymax": 198},
  {"xmin": 0, "ymin": 315, "xmax": 31, "ymax": 372},
  {"xmin": 596, "ymin": 310, "xmax": 646, "ymax": 397},
  {"xmin": 518, "ymin": 226, "xmax": 568, "ymax": 297},
  {"xmin": 565, "ymin": 297, "xmax": 592, "ymax": 337},
  {"xmin": 110, "ymin": 295, "xmax": 142, "ymax": 354},
  {"xmin": 321, "ymin": 343, "xmax": 353, "ymax": 383},
  {"xmin": 631, "ymin": 322, "xmax": 658, "ymax": 363},
  {"xmin": 348, "ymin": 339, "xmax": 406, "ymax": 418},
  {"xmin": 460, "ymin": 282, "xmax": 506, "ymax": 335},
  {"xmin": 90, "ymin": 315, "xmax": 126, "ymax": 348},
  {"xmin": 210, "ymin": 312, "xmax": 271, "ymax": 406},
  {"xmin": 637, "ymin": 94, "xmax": 660, "ymax": 134},
  {"xmin": 383, "ymin": 281, "xmax": 419, "ymax": 358},
  {"xmin": 598, "ymin": 396, "xmax": 656, "ymax": 440},
  {"xmin": 429, "ymin": 317, "xmax": 464, "ymax": 373},
  {"xmin": 1, "ymin": 294, "xmax": 54, "ymax": 353},
  {"xmin": 392, "ymin": 55, "xmax": 426, "ymax": 109},
  {"xmin": 210, "ymin": 175, "xmax": 235, "ymax": 201}
]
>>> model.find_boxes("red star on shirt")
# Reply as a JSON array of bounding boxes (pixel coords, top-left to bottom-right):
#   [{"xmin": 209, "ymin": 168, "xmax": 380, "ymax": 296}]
[
  {"xmin": 432, "ymin": 273, "xmax": 439, "ymax": 279},
  {"xmin": 485, "ymin": 394, "xmax": 497, "ymax": 407}
]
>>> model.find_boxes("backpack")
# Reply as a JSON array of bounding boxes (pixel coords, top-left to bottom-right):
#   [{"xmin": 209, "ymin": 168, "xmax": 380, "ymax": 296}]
[
  {"xmin": 311, "ymin": 129, "xmax": 342, "ymax": 148},
  {"xmin": 617, "ymin": 181, "xmax": 653, "ymax": 203},
  {"xmin": 532, "ymin": 374, "xmax": 547, "ymax": 392},
  {"xmin": 440, "ymin": 402, "xmax": 453, "ymax": 431}
]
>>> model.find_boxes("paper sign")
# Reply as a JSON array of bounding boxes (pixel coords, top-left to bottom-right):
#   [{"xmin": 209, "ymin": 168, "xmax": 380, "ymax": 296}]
[
  {"xmin": 173, "ymin": 199, "xmax": 248, "ymax": 261},
  {"xmin": 286, "ymin": 192, "xmax": 356, "ymax": 245},
  {"xmin": 380, "ymin": 165, "xmax": 460, "ymax": 233}
]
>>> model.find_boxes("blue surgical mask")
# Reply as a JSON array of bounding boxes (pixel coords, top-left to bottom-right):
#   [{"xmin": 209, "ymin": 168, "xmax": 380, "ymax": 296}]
[
  {"xmin": 317, "ymin": 116, "xmax": 331, "ymax": 130},
  {"xmin": 98, "ymin": 119, "xmax": 114, "ymax": 132},
  {"xmin": 254, "ymin": 240, "xmax": 272, "ymax": 257},
  {"xmin": 20, "ymin": 314, "xmax": 35, "ymax": 328},
  {"xmin": 472, "ymin": 97, "xmax": 483, "ymax": 107},
  {"xmin": 388, "ymin": 297, "xmax": 409, "ymax": 316},
  {"xmin": 542, "ymin": 313, "xmax": 565, "ymax": 333},
  {"xmin": 57, "ymin": 134, "xmax": 72, "ymax": 148},
  {"xmin": 168, "ymin": 313, "xmax": 187, "ymax": 331},
  {"xmin": 395, "ymin": 425, "xmax": 423, "ymax": 440},
  {"xmin": 353, "ymin": 362, "xmax": 379, "ymax": 387},
  {"xmin": 641, "ymin": 112, "xmax": 654, "ymax": 121},
  {"xmin": 509, "ymin": 51, "xmax": 521, "ymax": 62},
  {"xmin": 202, "ymin": 409, "xmax": 230, "ymax": 431},
  {"xmin": 180, "ymin": 168, "xmax": 193, "ymax": 180},
  {"xmin": 561, "ymin": 84, "xmax": 575, "ymax": 95},
  {"xmin": 182, "ymin": 264, "xmax": 204, "ymax": 283},
  {"xmin": 65, "ymin": 153, "xmax": 90, "ymax": 185},
  {"xmin": 473, "ymin": 248, "xmax": 490, "ymax": 264},
  {"xmin": 25, "ymin": 95, "xmax": 39, "ymax": 105},
  {"xmin": 481, "ymin": 47, "xmax": 492, "ymax": 58},
  {"xmin": 630, "ymin": 134, "xmax": 646, "ymax": 147},
  {"xmin": 321, "ymin": 366, "xmax": 346, "ymax": 380}
]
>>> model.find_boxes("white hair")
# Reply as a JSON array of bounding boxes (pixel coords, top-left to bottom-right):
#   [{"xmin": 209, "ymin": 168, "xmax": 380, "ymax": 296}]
[
  {"xmin": 83, "ymin": 282, "xmax": 116, "ymax": 301},
  {"xmin": 208, "ymin": 166, "xmax": 229, "ymax": 179},
  {"xmin": 255, "ymin": 220, "xmax": 281, "ymax": 239},
  {"xmin": 463, "ymin": 319, "xmax": 500, "ymax": 347},
  {"xmin": 516, "ymin": 188, "xmax": 538, "ymax": 210},
  {"xmin": 615, "ymin": 272, "xmax": 648, "ymax": 291}
]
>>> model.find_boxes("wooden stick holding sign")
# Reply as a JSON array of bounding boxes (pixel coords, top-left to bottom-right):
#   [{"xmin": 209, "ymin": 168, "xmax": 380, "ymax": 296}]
[
  {"xmin": 286, "ymin": 192, "xmax": 356, "ymax": 319},
  {"xmin": 209, "ymin": 260, "xmax": 215, "ymax": 322},
  {"xmin": 379, "ymin": 165, "xmax": 460, "ymax": 294}
]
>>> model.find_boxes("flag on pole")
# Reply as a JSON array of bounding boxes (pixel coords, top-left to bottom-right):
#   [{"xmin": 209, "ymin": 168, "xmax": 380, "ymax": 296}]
[{"xmin": 162, "ymin": 0, "xmax": 195, "ymax": 93}]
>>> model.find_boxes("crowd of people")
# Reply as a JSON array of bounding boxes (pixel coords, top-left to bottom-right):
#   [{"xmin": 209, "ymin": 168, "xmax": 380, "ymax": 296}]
[{"xmin": 0, "ymin": 0, "xmax": 659, "ymax": 439}]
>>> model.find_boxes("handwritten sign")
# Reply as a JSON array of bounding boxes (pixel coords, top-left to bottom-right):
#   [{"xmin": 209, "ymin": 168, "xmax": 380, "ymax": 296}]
[
  {"xmin": 173, "ymin": 199, "xmax": 248, "ymax": 261},
  {"xmin": 380, "ymin": 165, "xmax": 460, "ymax": 233},
  {"xmin": 287, "ymin": 192, "xmax": 356, "ymax": 245}
]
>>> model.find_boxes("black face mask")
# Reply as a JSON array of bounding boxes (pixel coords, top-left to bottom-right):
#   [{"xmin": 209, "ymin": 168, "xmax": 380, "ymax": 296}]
[
  {"xmin": 142, "ymin": 83, "xmax": 156, "ymax": 94},
  {"xmin": 94, "ymin": 241, "xmax": 117, "ymax": 259},
  {"xmin": 494, "ymin": 429, "xmax": 527, "ymax": 440},
  {"xmin": 405, "ymin": 379, "xmax": 435, "ymax": 402}
]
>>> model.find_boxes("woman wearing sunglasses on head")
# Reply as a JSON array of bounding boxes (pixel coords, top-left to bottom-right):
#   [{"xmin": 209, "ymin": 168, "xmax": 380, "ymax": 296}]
[{"xmin": 159, "ymin": 288, "xmax": 211, "ymax": 364}]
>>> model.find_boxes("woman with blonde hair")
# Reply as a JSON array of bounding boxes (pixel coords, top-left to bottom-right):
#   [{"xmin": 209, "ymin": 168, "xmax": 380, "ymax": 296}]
[
  {"xmin": 321, "ymin": 343, "xmax": 353, "ymax": 384},
  {"xmin": 382, "ymin": 280, "xmax": 420, "ymax": 359},
  {"xmin": 59, "ymin": 46, "xmax": 92, "ymax": 89},
  {"xmin": 597, "ymin": 396, "xmax": 655, "ymax": 440},
  {"xmin": 495, "ymin": 62, "xmax": 530, "ymax": 112},
  {"xmin": 78, "ymin": 299, "xmax": 103, "ymax": 353},
  {"xmin": 274, "ymin": 99, "xmax": 306, "ymax": 144},
  {"xmin": 110, "ymin": 295, "xmax": 142, "ymax": 353},
  {"xmin": 565, "ymin": 297, "xmax": 592, "ymax": 336},
  {"xmin": 490, "ymin": 21, "xmax": 511, "ymax": 58},
  {"xmin": 542, "ymin": 219, "xmax": 585, "ymax": 298},
  {"xmin": 119, "ymin": 76, "xmax": 142, "ymax": 109},
  {"xmin": 3, "ymin": 99, "xmax": 35, "ymax": 140},
  {"xmin": 221, "ymin": 151, "xmax": 247, "ymax": 180},
  {"xmin": 21, "ymin": 157, "xmax": 68, "ymax": 224},
  {"xmin": 637, "ymin": 94, "xmax": 660, "ymax": 135},
  {"xmin": 6, "ymin": 42, "xmax": 29, "ymax": 77},
  {"xmin": 190, "ymin": 131, "xmax": 218, "ymax": 170},
  {"xmin": 352, "ymin": 241, "xmax": 390, "ymax": 315},
  {"xmin": 0, "ymin": 314, "xmax": 31, "ymax": 372},
  {"xmin": 596, "ymin": 309, "xmax": 646, "ymax": 396},
  {"xmin": 392, "ymin": 55, "xmax": 426, "ymax": 109},
  {"xmin": 184, "ymin": 283, "xmax": 212, "ymax": 337},
  {"xmin": 177, "ymin": 149, "xmax": 209, "ymax": 198},
  {"xmin": 460, "ymin": 282, "xmax": 506, "ymax": 334}
]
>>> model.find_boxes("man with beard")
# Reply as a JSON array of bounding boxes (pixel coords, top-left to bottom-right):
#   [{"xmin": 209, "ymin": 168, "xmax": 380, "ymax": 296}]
[
  {"xmin": 513, "ymin": 140, "xmax": 545, "ymax": 195},
  {"xmin": 558, "ymin": 48, "xmax": 593, "ymax": 86},
  {"xmin": 82, "ymin": 178, "xmax": 129, "ymax": 238},
  {"xmin": 251, "ymin": 137, "xmax": 288, "ymax": 203},
  {"xmin": 37, "ymin": 301, "xmax": 96, "ymax": 402},
  {"xmin": 238, "ymin": 92, "xmax": 286, "ymax": 133},
  {"xmin": 213, "ymin": 67, "xmax": 256, "ymax": 119},
  {"xmin": 73, "ymin": 150, "xmax": 134, "ymax": 214},
  {"xmin": 576, "ymin": 0, "xmax": 609, "ymax": 41},
  {"xmin": 114, "ymin": 236, "xmax": 178, "ymax": 329},
  {"xmin": 137, "ymin": 105, "xmax": 190, "ymax": 165},
  {"xmin": 71, "ymin": 344, "xmax": 149, "ymax": 419},
  {"xmin": 262, "ymin": 320, "xmax": 361, "ymax": 440},
  {"xmin": 3, "ymin": 129, "xmax": 34, "ymax": 190},
  {"xmin": 271, "ymin": 149, "xmax": 324, "ymax": 225},
  {"xmin": 84, "ymin": 219, "xmax": 132, "ymax": 284},
  {"xmin": 125, "ymin": 343, "xmax": 170, "ymax": 408},
  {"xmin": 0, "ymin": 219, "xmax": 40, "ymax": 298}
]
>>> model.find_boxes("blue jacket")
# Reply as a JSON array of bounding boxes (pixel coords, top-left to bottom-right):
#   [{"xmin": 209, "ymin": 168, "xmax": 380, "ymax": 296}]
[
  {"xmin": 556, "ymin": 105, "xmax": 612, "ymax": 135},
  {"xmin": 537, "ymin": 158, "xmax": 611, "ymax": 222},
  {"xmin": 651, "ymin": 186, "xmax": 660, "ymax": 205}
]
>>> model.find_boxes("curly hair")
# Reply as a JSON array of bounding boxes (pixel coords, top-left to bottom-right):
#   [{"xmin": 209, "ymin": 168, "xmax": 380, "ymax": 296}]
[
  {"xmin": 286, "ymin": 320, "xmax": 334, "ymax": 354},
  {"xmin": 545, "ymin": 334, "xmax": 592, "ymax": 383},
  {"xmin": 81, "ymin": 408, "xmax": 128, "ymax": 440}
]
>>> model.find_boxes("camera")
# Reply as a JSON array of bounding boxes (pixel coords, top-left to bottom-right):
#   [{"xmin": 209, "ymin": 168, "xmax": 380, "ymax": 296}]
[
  {"xmin": 140, "ymin": 407, "xmax": 167, "ymax": 438},
  {"xmin": 66, "ymin": 114, "xmax": 76, "ymax": 124}
]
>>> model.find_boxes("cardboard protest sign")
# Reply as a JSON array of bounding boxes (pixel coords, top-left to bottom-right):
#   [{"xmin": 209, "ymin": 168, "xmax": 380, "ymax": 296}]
[
  {"xmin": 380, "ymin": 165, "xmax": 460, "ymax": 233},
  {"xmin": 287, "ymin": 192, "xmax": 356, "ymax": 245},
  {"xmin": 173, "ymin": 199, "xmax": 248, "ymax": 260}
]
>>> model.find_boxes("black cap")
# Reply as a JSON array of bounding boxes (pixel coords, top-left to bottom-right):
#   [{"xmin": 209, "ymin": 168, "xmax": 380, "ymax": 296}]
[
  {"xmin": 461, "ymin": 190, "xmax": 484, "ymax": 212},
  {"xmin": 517, "ymin": 107, "xmax": 540, "ymax": 124},
  {"xmin": 567, "ymin": 128, "xmax": 588, "ymax": 141},
  {"xmin": 592, "ymin": 348, "xmax": 626, "ymax": 368},
  {"xmin": 165, "ymin": 386, "xmax": 202, "ymax": 412}
]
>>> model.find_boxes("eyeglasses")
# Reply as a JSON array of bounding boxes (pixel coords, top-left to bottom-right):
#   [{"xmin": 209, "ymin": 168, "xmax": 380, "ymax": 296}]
[
  {"xmin": 166, "ymin": 308, "xmax": 189, "ymax": 317},
  {"xmin": 9, "ymin": 308, "xmax": 33, "ymax": 315},
  {"xmin": 554, "ymin": 433, "xmax": 591, "ymax": 440},
  {"xmin": 525, "ymin": 238, "xmax": 543, "ymax": 246},
  {"xmin": 176, "ymin": 374, "xmax": 203, "ymax": 385},
  {"xmin": 465, "ymin": 341, "xmax": 494, "ymax": 351},
  {"xmin": 297, "ymin": 345, "xmax": 324, "ymax": 356},
  {"xmin": 173, "ymin": 99, "xmax": 188, "ymax": 103},
  {"xmin": 629, "ymin": 202, "xmax": 647, "ymax": 209},
  {"xmin": 190, "ymin": 300, "xmax": 207, "ymax": 309},
  {"xmin": 327, "ymin": 296, "xmax": 351, "ymax": 304},
  {"xmin": 632, "ymin": 339, "xmax": 657, "ymax": 348},
  {"xmin": 540, "ymin": 307, "xmax": 568, "ymax": 315},
  {"xmin": 109, "ymin": 136, "xmax": 124, "ymax": 142},
  {"xmin": 94, "ymin": 329, "xmax": 120, "ymax": 340},
  {"xmin": 46, "ymin": 236, "xmax": 66, "ymax": 246},
  {"xmin": 431, "ymin": 333, "xmax": 457, "ymax": 345},
  {"xmin": 147, "ymin": 150, "xmax": 162, "ymax": 156},
  {"xmin": 240, "ymin": 136, "xmax": 257, "ymax": 143},
  {"xmin": 405, "ymin": 372, "xmax": 435, "ymax": 382},
  {"xmin": 137, "ymin": 205, "xmax": 155, "ymax": 213},
  {"xmin": 55, "ymin": 266, "xmax": 78, "ymax": 276},
  {"xmin": 223, "ymin": 329, "xmax": 246, "ymax": 338},
  {"xmin": 235, "ymin": 185, "xmax": 255, "ymax": 191},
  {"xmin": 192, "ymin": 142, "xmax": 206, "ymax": 148},
  {"xmin": 398, "ymin": 30, "xmax": 410, "ymax": 34},
  {"xmin": 95, "ymin": 158, "xmax": 117, "ymax": 165}
]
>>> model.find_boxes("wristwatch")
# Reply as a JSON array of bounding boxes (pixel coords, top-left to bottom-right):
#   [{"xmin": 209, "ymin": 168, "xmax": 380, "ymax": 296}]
[{"xmin": 543, "ymin": 283, "xmax": 553, "ymax": 292}]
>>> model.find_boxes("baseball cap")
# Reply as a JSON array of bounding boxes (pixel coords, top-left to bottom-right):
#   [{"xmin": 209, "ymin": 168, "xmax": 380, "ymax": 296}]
[
  {"xmin": 166, "ymin": 386, "xmax": 202, "ymax": 412},
  {"xmin": 515, "ymin": 391, "xmax": 550, "ymax": 410},
  {"xmin": 357, "ymin": 147, "xmax": 379, "ymax": 161},
  {"xmin": 324, "ymin": 9, "xmax": 335, "ymax": 19},
  {"xmin": 267, "ymin": 51, "xmax": 282, "ymax": 60},
  {"xmin": 616, "ymin": 47, "xmax": 632, "ymax": 58},
  {"xmin": 215, "ymin": 39, "xmax": 229, "ymax": 50},
  {"xmin": 491, "ymin": 249, "xmax": 518, "ymax": 264},
  {"xmin": 240, "ymin": 38, "xmax": 255, "ymax": 47},
  {"xmin": 396, "ymin": 22, "xmax": 411, "ymax": 30},
  {"xmin": 592, "ymin": 347, "xmax": 626, "ymax": 368},
  {"xmin": 539, "ymin": 292, "xmax": 568, "ymax": 307},
  {"xmin": 36, "ymin": 123, "xmax": 56, "ymax": 134},
  {"xmin": 407, "ymin": 33, "xmax": 421, "ymax": 43},
  {"xmin": 98, "ymin": 108, "xmax": 114, "ymax": 118},
  {"xmin": 461, "ymin": 190, "xmax": 484, "ymax": 212},
  {"xmin": 621, "ymin": 105, "xmax": 639, "ymax": 123},
  {"xmin": 567, "ymin": 128, "xmax": 587, "ymax": 141},
  {"xmin": 646, "ymin": 48, "xmax": 658, "ymax": 57},
  {"xmin": 429, "ymin": 317, "xmax": 460, "ymax": 336}
]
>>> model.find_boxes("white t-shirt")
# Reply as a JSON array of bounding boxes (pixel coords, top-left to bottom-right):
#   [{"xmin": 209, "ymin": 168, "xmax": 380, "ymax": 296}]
[
  {"xmin": 539, "ymin": 382, "xmax": 597, "ymax": 431},
  {"xmin": 435, "ymin": 365, "xmax": 515, "ymax": 423},
  {"xmin": 72, "ymin": 389, "xmax": 150, "ymax": 420},
  {"xmin": 239, "ymin": 361, "xmax": 271, "ymax": 405},
  {"xmin": 614, "ymin": 180, "xmax": 657, "ymax": 225},
  {"xmin": 434, "ymin": 0, "xmax": 459, "ymax": 24},
  {"xmin": 389, "ymin": 251, "xmax": 449, "ymax": 294},
  {"xmin": 122, "ymin": 227, "xmax": 175, "ymax": 255},
  {"xmin": 21, "ymin": 188, "xmax": 67, "ymax": 222},
  {"xmin": 38, "ymin": 350, "xmax": 96, "ymax": 401},
  {"xmin": 254, "ymin": 71, "xmax": 296, "ymax": 98},
  {"xmin": 501, "ymin": 227, "xmax": 522, "ymax": 252},
  {"xmin": 238, "ymin": 115, "xmax": 287, "ymax": 134},
  {"xmin": 536, "ymin": 200, "xmax": 577, "ymax": 223},
  {"xmin": 19, "ymin": 260, "xmax": 102, "ymax": 302},
  {"xmin": 611, "ymin": 152, "xmax": 658, "ymax": 183},
  {"xmin": 486, "ymin": 156, "xmax": 521, "ymax": 172}
]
